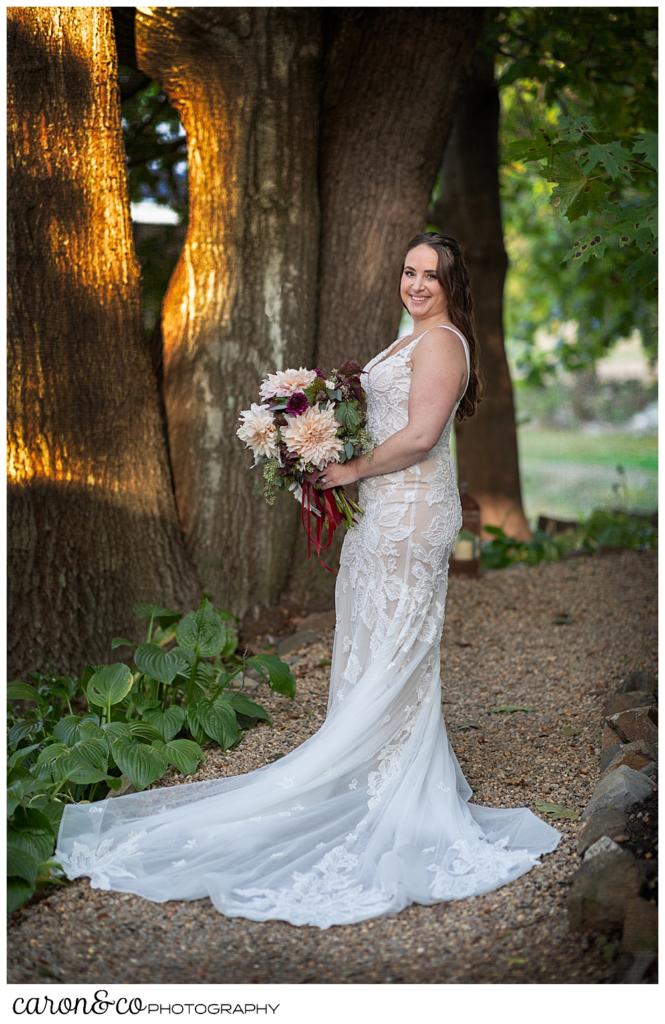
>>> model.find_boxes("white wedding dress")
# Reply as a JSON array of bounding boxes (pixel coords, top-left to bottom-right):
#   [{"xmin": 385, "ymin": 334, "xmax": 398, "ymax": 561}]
[{"xmin": 55, "ymin": 324, "xmax": 561, "ymax": 928}]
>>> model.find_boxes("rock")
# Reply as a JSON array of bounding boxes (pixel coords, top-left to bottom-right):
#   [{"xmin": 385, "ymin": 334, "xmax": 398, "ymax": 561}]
[
  {"xmin": 619, "ymin": 951, "xmax": 657, "ymax": 984},
  {"xmin": 600, "ymin": 724, "xmax": 623, "ymax": 771},
  {"xmin": 576, "ymin": 807, "xmax": 628, "ymax": 856},
  {"xmin": 604, "ymin": 691, "xmax": 657, "ymax": 716},
  {"xmin": 618, "ymin": 670, "xmax": 657, "ymax": 694},
  {"xmin": 621, "ymin": 896, "xmax": 658, "ymax": 954},
  {"xmin": 607, "ymin": 706, "xmax": 658, "ymax": 746},
  {"xmin": 640, "ymin": 761, "xmax": 657, "ymax": 780},
  {"xmin": 292, "ymin": 610, "xmax": 336, "ymax": 632},
  {"xmin": 583, "ymin": 836, "xmax": 622, "ymax": 861},
  {"xmin": 601, "ymin": 739, "xmax": 658, "ymax": 777},
  {"xmin": 276, "ymin": 630, "xmax": 320, "ymax": 656},
  {"xmin": 581, "ymin": 765, "xmax": 655, "ymax": 820},
  {"xmin": 567, "ymin": 845, "xmax": 644, "ymax": 932}
]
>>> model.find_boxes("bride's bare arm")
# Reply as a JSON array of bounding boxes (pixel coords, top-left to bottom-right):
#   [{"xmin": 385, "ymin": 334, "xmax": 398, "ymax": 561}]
[{"xmin": 351, "ymin": 327, "xmax": 468, "ymax": 482}]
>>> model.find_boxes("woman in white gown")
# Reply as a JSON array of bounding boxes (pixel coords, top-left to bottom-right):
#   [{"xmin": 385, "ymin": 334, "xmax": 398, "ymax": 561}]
[{"xmin": 55, "ymin": 231, "xmax": 561, "ymax": 928}]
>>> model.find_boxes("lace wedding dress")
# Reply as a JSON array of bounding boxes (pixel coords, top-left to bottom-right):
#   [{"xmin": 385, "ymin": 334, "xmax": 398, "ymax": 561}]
[{"xmin": 55, "ymin": 323, "xmax": 561, "ymax": 928}]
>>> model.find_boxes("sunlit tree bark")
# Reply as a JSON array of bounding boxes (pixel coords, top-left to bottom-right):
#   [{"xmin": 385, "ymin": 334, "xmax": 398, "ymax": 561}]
[
  {"xmin": 430, "ymin": 35, "xmax": 531, "ymax": 539},
  {"xmin": 135, "ymin": 7, "xmax": 322, "ymax": 622},
  {"xmin": 7, "ymin": 6, "xmax": 199, "ymax": 677}
]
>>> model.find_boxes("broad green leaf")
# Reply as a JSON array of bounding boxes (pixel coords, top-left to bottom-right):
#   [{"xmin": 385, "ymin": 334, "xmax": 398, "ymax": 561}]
[
  {"xmin": 163, "ymin": 738, "xmax": 203, "ymax": 775},
  {"xmin": 7, "ymin": 743, "xmax": 42, "ymax": 769},
  {"xmin": 6, "ymin": 682, "xmax": 47, "ymax": 707},
  {"xmin": 196, "ymin": 698, "xmax": 242, "ymax": 750},
  {"xmin": 246, "ymin": 653, "xmax": 296, "ymax": 698},
  {"xmin": 9, "ymin": 807, "xmax": 55, "ymax": 864},
  {"xmin": 134, "ymin": 643, "xmax": 191, "ymax": 685},
  {"xmin": 53, "ymin": 715, "xmax": 84, "ymax": 746},
  {"xmin": 70, "ymin": 738, "xmax": 108, "ymax": 774},
  {"xmin": 86, "ymin": 664, "xmax": 133, "ymax": 709},
  {"xmin": 176, "ymin": 605, "xmax": 227, "ymax": 658},
  {"xmin": 7, "ymin": 846, "xmax": 41, "ymax": 887},
  {"xmin": 7, "ymin": 878, "xmax": 34, "ymax": 914},
  {"xmin": 123, "ymin": 721, "xmax": 163, "ymax": 742},
  {"xmin": 143, "ymin": 705, "xmax": 186, "ymax": 742},
  {"xmin": 110, "ymin": 738, "xmax": 169, "ymax": 791},
  {"xmin": 225, "ymin": 692, "xmax": 273, "ymax": 724},
  {"xmin": 102, "ymin": 721, "xmax": 133, "ymax": 742}
]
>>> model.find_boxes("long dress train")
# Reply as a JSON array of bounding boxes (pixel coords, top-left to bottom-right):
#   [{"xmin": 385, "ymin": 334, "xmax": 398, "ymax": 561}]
[{"xmin": 55, "ymin": 323, "xmax": 561, "ymax": 929}]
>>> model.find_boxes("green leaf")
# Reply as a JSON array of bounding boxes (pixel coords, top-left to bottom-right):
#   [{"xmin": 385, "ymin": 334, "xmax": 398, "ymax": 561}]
[
  {"xmin": 632, "ymin": 131, "xmax": 657, "ymax": 171},
  {"xmin": 7, "ymin": 775, "xmax": 45, "ymax": 816},
  {"xmin": 102, "ymin": 721, "xmax": 133, "ymax": 743},
  {"xmin": 9, "ymin": 807, "xmax": 55, "ymax": 865},
  {"xmin": 195, "ymin": 698, "xmax": 242, "ymax": 750},
  {"xmin": 7, "ymin": 743, "xmax": 42, "ymax": 770},
  {"xmin": 7, "ymin": 877, "xmax": 34, "ymax": 914},
  {"xmin": 111, "ymin": 637, "xmax": 134, "ymax": 650},
  {"xmin": 334, "ymin": 401, "xmax": 362, "ymax": 433},
  {"xmin": 7, "ymin": 846, "xmax": 41, "ymax": 887},
  {"xmin": 224, "ymin": 692, "xmax": 273, "ymax": 725},
  {"xmin": 162, "ymin": 738, "xmax": 203, "ymax": 775},
  {"xmin": 6, "ymin": 681, "xmax": 47, "ymax": 707},
  {"xmin": 36, "ymin": 742, "xmax": 72, "ymax": 775},
  {"xmin": 134, "ymin": 643, "xmax": 191, "ymax": 685},
  {"xmin": 142, "ymin": 705, "xmax": 186, "ymax": 742},
  {"xmin": 86, "ymin": 664, "xmax": 133, "ymax": 709},
  {"xmin": 133, "ymin": 602, "xmax": 180, "ymax": 624},
  {"xmin": 246, "ymin": 653, "xmax": 296, "ymax": 698},
  {"xmin": 109, "ymin": 738, "xmax": 169, "ymax": 791},
  {"xmin": 52, "ymin": 715, "xmax": 84, "ymax": 746},
  {"xmin": 534, "ymin": 801, "xmax": 580, "ymax": 820},
  {"xmin": 176, "ymin": 604, "xmax": 228, "ymax": 658},
  {"xmin": 579, "ymin": 142, "xmax": 631, "ymax": 180}
]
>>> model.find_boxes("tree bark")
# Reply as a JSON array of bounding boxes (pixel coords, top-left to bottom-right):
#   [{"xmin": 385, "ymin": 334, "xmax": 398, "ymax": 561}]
[
  {"xmin": 135, "ymin": 7, "xmax": 322, "ymax": 622},
  {"xmin": 286, "ymin": 7, "xmax": 485, "ymax": 608},
  {"xmin": 7, "ymin": 7, "xmax": 199, "ymax": 678},
  {"xmin": 430, "ymin": 36, "xmax": 532, "ymax": 540}
]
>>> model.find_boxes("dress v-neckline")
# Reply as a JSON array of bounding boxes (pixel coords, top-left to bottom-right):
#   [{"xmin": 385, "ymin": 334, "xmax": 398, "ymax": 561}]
[
  {"xmin": 367, "ymin": 322, "xmax": 462, "ymax": 377},
  {"xmin": 366, "ymin": 334, "xmax": 422, "ymax": 376}
]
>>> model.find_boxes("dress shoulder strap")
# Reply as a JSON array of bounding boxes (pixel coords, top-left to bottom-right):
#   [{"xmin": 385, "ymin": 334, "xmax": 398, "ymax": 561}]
[{"xmin": 413, "ymin": 323, "xmax": 471, "ymax": 392}]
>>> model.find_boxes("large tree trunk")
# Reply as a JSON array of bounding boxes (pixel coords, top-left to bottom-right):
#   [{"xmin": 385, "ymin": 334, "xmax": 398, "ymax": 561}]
[
  {"xmin": 7, "ymin": 7, "xmax": 199, "ymax": 678},
  {"xmin": 286, "ymin": 8, "xmax": 485, "ymax": 609},
  {"xmin": 135, "ymin": 8, "xmax": 322, "ymax": 623},
  {"xmin": 430, "ymin": 35, "xmax": 531, "ymax": 540}
]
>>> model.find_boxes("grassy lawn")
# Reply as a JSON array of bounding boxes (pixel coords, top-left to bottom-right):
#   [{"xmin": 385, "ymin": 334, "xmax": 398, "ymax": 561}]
[
  {"xmin": 451, "ymin": 426, "xmax": 657, "ymax": 524},
  {"xmin": 517, "ymin": 427, "xmax": 657, "ymax": 523}
]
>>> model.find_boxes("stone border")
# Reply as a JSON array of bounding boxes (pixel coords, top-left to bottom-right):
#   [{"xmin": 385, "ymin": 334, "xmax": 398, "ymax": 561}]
[{"xmin": 567, "ymin": 669, "xmax": 658, "ymax": 982}]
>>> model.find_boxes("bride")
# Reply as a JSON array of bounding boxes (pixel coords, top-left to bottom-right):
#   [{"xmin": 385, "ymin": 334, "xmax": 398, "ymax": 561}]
[{"xmin": 55, "ymin": 231, "xmax": 561, "ymax": 928}]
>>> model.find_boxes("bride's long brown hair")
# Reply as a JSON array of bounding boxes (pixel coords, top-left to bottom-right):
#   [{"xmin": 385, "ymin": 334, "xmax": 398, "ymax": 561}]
[{"xmin": 401, "ymin": 231, "xmax": 484, "ymax": 421}]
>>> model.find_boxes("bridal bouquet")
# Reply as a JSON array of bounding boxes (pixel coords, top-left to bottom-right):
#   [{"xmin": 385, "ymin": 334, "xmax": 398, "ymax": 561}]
[{"xmin": 236, "ymin": 360, "xmax": 375, "ymax": 568}]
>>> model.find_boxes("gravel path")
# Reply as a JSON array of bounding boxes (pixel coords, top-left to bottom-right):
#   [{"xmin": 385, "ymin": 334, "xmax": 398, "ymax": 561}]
[{"xmin": 8, "ymin": 549, "xmax": 656, "ymax": 984}]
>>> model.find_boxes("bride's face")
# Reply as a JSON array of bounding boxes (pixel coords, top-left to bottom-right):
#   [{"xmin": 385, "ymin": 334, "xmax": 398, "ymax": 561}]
[{"xmin": 400, "ymin": 244, "xmax": 448, "ymax": 320}]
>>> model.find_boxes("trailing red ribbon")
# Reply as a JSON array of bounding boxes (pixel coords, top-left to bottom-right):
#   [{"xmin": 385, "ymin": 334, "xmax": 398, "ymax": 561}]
[{"xmin": 300, "ymin": 480, "xmax": 345, "ymax": 573}]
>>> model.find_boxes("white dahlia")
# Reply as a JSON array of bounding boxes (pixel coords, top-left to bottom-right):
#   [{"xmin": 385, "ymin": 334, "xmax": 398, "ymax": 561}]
[
  {"xmin": 280, "ymin": 402, "xmax": 343, "ymax": 469},
  {"xmin": 235, "ymin": 403, "xmax": 279, "ymax": 459},
  {"xmin": 259, "ymin": 367, "xmax": 319, "ymax": 400}
]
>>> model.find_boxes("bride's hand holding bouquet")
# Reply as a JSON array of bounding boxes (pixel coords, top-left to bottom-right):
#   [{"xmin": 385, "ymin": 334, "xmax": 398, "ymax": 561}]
[{"xmin": 235, "ymin": 359, "xmax": 375, "ymax": 569}]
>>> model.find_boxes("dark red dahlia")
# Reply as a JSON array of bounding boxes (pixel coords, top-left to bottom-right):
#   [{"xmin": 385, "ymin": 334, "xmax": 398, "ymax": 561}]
[{"xmin": 285, "ymin": 391, "xmax": 310, "ymax": 416}]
